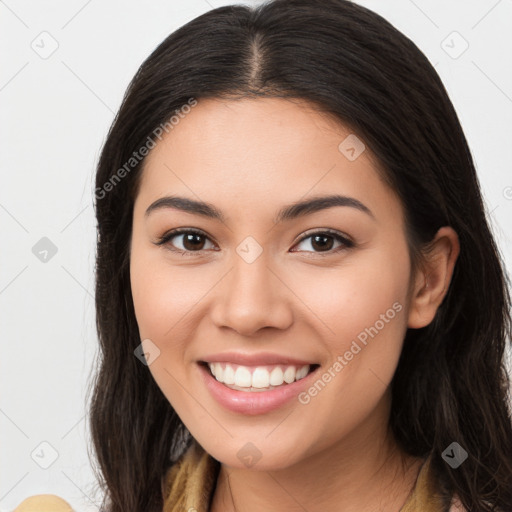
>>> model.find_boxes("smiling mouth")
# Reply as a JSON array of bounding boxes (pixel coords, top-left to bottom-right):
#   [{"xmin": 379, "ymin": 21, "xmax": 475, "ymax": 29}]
[{"xmin": 199, "ymin": 361, "xmax": 320, "ymax": 392}]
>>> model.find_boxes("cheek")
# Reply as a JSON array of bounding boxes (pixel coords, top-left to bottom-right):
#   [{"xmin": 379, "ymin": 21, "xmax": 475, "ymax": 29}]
[
  {"xmin": 130, "ymin": 247, "xmax": 207, "ymax": 340},
  {"xmin": 295, "ymin": 247, "xmax": 409, "ymax": 346},
  {"xmin": 129, "ymin": 248, "xmax": 203, "ymax": 411},
  {"xmin": 291, "ymin": 245, "xmax": 411, "ymax": 415},
  {"xmin": 287, "ymin": 249, "xmax": 410, "ymax": 447}
]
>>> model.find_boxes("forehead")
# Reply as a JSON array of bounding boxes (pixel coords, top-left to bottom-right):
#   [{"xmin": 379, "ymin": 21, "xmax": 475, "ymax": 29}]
[{"xmin": 135, "ymin": 97, "xmax": 403, "ymax": 226}]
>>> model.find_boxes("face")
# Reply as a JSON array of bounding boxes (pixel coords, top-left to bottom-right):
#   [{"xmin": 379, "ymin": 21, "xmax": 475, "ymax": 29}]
[{"xmin": 130, "ymin": 97, "xmax": 415, "ymax": 470}]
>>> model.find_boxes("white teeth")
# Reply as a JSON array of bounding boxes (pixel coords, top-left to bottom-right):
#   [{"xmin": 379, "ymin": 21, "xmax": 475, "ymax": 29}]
[
  {"xmin": 269, "ymin": 367, "xmax": 284, "ymax": 386},
  {"xmin": 214, "ymin": 362, "xmax": 224, "ymax": 382},
  {"xmin": 207, "ymin": 362, "xmax": 313, "ymax": 390},
  {"xmin": 251, "ymin": 367, "xmax": 270, "ymax": 388},
  {"xmin": 283, "ymin": 366, "xmax": 295, "ymax": 384},
  {"xmin": 223, "ymin": 364, "xmax": 235, "ymax": 384},
  {"xmin": 234, "ymin": 366, "xmax": 252, "ymax": 387},
  {"xmin": 296, "ymin": 365, "xmax": 309, "ymax": 380}
]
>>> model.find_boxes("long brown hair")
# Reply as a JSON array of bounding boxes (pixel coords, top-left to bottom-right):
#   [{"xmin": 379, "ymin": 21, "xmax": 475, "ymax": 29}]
[{"xmin": 87, "ymin": 1, "xmax": 512, "ymax": 510}]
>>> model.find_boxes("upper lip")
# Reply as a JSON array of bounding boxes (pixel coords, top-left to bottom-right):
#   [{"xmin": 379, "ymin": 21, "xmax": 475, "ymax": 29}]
[{"xmin": 200, "ymin": 351, "xmax": 318, "ymax": 367}]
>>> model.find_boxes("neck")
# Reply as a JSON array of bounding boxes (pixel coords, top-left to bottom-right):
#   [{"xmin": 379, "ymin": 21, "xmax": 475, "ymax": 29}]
[{"xmin": 210, "ymin": 394, "xmax": 424, "ymax": 512}]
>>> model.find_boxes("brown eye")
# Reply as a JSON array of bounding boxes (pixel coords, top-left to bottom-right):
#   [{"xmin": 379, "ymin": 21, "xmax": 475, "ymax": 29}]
[
  {"xmin": 155, "ymin": 228, "xmax": 216, "ymax": 254},
  {"xmin": 181, "ymin": 232, "xmax": 207, "ymax": 251},
  {"xmin": 155, "ymin": 228, "xmax": 353, "ymax": 257},
  {"xmin": 310, "ymin": 234, "xmax": 334, "ymax": 251},
  {"xmin": 292, "ymin": 230, "xmax": 353, "ymax": 255}
]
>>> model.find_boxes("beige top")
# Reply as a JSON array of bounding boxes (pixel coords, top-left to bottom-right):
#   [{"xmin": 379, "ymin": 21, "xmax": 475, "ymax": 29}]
[
  {"xmin": 13, "ymin": 440, "xmax": 467, "ymax": 511},
  {"xmin": 162, "ymin": 441, "xmax": 467, "ymax": 512}
]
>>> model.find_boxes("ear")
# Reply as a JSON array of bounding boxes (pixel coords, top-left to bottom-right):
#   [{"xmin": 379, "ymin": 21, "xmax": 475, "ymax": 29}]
[{"xmin": 407, "ymin": 226, "xmax": 460, "ymax": 329}]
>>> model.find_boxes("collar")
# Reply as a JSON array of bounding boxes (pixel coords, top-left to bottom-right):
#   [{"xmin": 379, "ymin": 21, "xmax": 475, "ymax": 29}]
[
  {"xmin": 162, "ymin": 441, "xmax": 451, "ymax": 512},
  {"xmin": 162, "ymin": 440, "xmax": 220, "ymax": 512}
]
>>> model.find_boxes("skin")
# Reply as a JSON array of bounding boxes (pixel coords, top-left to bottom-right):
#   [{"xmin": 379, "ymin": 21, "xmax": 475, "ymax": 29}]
[{"xmin": 129, "ymin": 97, "xmax": 459, "ymax": 511}]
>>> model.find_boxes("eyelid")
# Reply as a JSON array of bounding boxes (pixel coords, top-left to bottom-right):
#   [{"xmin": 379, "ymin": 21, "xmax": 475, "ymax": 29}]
[
  {"xmin": 294, "ymin": 228, "xmax": 352, "ymax": 246},
  {"xmin": 154, "ymin": 227, "xmax": 354, "ymax": 256},
  {"xmin": 154, "ymin": 227, "xmax": 216, "ymax": 255},
  {"xmin": 291, "ymin": 228, "xmax": 354, "ymax": 256}
]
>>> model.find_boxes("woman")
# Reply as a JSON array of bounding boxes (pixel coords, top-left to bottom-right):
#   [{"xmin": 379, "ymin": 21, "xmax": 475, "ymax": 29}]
[{"xmin": 86, "ymin": 1, "xmax": 512, "ymax": 511}]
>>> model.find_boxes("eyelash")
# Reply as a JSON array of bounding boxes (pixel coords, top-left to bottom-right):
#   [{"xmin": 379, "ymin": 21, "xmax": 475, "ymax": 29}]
[{"xmin": 154, "ymin": 228, "xmax": 354, "ymax": 257}]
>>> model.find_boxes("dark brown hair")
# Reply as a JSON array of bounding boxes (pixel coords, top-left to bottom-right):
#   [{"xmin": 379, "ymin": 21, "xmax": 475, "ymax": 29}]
[{"xmin": 88, "ymin": 1, "xmax": 512, "ymax": 510}]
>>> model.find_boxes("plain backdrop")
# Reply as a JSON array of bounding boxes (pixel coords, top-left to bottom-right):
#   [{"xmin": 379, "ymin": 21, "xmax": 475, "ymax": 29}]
[{"xmin": 1, "ymin": 1, "xmax": 511, "ymax": 510}]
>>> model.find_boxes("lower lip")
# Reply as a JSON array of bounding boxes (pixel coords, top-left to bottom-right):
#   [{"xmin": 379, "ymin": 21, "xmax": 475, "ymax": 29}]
[{"xmin": 198, "ymin": 362, "xmax": 320, "ymax": 415}]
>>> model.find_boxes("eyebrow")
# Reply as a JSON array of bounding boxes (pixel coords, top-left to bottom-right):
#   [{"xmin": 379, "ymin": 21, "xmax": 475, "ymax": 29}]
[{"xmin": 144, "ymin": 194, "xmax": 374, "ymax": 223}]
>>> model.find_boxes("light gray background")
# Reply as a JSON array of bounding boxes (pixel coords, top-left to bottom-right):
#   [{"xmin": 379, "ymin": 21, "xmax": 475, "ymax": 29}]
[{"xmin": 1, "ymin": 1, "xmax": 511, "ymax": 510}]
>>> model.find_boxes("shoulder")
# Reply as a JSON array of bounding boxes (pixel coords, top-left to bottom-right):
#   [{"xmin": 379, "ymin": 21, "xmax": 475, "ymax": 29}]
[
  {"xmin": 450, "ymin": 496, "xmax": 510, "ymax": 512},
  {"xmin": 162, "ymin": 440, "xmax": 220, "ymax": 512},
  {"xmin": 13, "ymin": 494, "xmax": 74, "ymax": 511},
  {"xmin": 448, "ymin": 496, "xmax": 467, "ymax": 512},
  {"xmin": 401, "ymin": 455, "xmax": 470, "ymax": 512}
]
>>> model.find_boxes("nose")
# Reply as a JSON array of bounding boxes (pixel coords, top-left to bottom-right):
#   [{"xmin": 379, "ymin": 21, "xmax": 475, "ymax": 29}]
[{"xmin": 210, "ymin": 253, "xmax": 294, "ymax": 337}]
